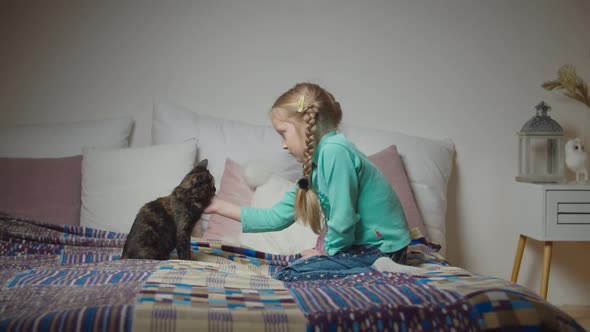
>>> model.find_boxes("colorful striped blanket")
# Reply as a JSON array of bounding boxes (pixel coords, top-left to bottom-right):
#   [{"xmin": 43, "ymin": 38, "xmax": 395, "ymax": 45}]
[{"xmin": 0, "ymin": 214, "xmax": 584, "ymax": 331}]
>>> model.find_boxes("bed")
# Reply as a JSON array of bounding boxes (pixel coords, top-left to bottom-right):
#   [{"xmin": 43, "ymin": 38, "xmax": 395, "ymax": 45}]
[
  {"xmin": 0, "ymin": 214, "xmax": 583, "ymax": 331},
  {"xmin": 0, "ymin": 100, "xmax": 585, "ymax": 331}
]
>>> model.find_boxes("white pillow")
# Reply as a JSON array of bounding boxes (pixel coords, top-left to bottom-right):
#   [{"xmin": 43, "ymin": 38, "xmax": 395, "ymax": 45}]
[
  {"xmin": 341, "ymin": 124, "xmax": 455, "ymax": 253},
  {"xmin": 152, "ymin": 99, "xmax": 301, "ymax": 188},
  {"xmin": 0, "ymin": 117, "xmax": 134, "ymax": 158},
  {"xmin": 240, "ymin": 174, "xmax": 318, "ymax": 255},
  {"xmin": 80, "ymin": 141, "xmax": 197, "ymax": 234}
]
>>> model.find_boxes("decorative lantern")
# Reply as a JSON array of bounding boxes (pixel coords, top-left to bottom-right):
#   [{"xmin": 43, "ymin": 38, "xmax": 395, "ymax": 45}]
[{"xmin": 516, "ymin": 101, "xmax": 566, "ymax": 183}]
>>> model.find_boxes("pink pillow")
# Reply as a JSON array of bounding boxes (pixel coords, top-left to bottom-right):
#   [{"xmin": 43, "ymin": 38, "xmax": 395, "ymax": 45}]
[
  {"xmin": 201, "ymin": 158, "xmax": 253, "ymax": 240},
  {"xmin": 368, "ymin": 145, "xmax": 427, "ymax": 237},
  {"xmin": 315, "ymin": 145, "xmax": 427, "ymax": 253},
  {"xmin": 0, "ymin": 155, "xmax": 82, "ymax": 226}
]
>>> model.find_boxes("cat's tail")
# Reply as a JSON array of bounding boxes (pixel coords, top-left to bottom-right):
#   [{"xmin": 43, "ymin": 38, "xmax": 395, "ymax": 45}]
[{"xmin": 120, "ymin": 239, "xmax": 129, "ymax": 259}]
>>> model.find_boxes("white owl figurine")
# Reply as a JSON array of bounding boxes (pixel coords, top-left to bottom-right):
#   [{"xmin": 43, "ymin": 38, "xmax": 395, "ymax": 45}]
[{"xmin": 565, "ymin": 138, "xmax": 588, "ymax": 183}]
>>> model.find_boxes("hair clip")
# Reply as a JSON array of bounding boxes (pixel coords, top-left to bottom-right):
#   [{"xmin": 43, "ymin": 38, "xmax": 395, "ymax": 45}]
[
  {"xmin": 297, "ymin": 177, "xmax": 309, "ymax": 190},
  {"xmin": 297, "ymin": 95, "xmax": 305, "ymax": 113}
]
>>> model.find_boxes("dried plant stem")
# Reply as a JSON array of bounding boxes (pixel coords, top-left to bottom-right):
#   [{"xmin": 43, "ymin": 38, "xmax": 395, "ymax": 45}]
[{"xmin": 542, "ymin": 66, "xmax": 590, "ymax": 110}]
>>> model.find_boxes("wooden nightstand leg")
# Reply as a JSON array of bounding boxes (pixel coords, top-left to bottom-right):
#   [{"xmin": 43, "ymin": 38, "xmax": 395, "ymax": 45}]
[
  {"xmin": 540, "ymin": 241, "xmax": 553, "ymax": 299},
  {"xmin": 511, "ymin": 234, "xmax": 527, "ymax": 283}
]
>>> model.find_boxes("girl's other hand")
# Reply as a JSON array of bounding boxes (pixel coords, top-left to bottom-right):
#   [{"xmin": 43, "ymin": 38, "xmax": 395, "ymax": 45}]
[{"xmin": 301, "ymin": 248, "xmax": 322, "ymax": 259}]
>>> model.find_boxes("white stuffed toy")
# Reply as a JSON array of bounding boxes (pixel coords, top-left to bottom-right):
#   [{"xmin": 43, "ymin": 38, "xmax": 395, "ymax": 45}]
[
  {"xmin": 243, "ymin": 160, "xmax": 273, "ymax": 189},
  {"xmin": 240, "ymin": 161, "xmax": 319, "ymax": 255},
  {"xmin": 565, "ymin": 137, "xmax": 588, "ymax": 183}
]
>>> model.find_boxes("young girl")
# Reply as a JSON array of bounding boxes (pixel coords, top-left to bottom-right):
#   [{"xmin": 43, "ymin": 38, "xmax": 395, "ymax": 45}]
[{"xmin": 204, "ymin": 82, "xmax": 413, "ymax": 281}]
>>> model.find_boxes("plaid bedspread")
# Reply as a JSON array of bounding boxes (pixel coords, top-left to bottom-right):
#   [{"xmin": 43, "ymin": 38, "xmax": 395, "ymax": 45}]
[{"xmin": 0, "ymin": 214, "xmax": 584, "ymax": 331}]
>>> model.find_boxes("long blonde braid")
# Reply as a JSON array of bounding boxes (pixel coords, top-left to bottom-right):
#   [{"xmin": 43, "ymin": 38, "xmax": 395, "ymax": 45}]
[
  {"xmin": 296, "ymin": 104, "xmax": 322, "ymax": 233},
  {"xmin": 302, "ymin": 104, "xmax": 318, "ymax": 179}
]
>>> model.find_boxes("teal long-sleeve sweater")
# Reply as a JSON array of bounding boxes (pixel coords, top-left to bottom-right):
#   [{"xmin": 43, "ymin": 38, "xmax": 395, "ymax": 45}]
[{"xmin": 240, "ymin": 131, "xmax": 411, "ymax": 256}]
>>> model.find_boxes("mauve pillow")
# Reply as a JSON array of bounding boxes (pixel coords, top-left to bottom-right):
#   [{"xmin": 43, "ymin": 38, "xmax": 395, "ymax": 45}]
[
  {"xmin": 314, "ymin": 145, "xmax": 427, "ymax": 254},
  {"xmin": 0, "ymin": 155, "xmax": 82, "ymax": 226},
  {"xmin": 368, "ymin": 145, "xmax": 428, "ymax": 238},
  {"xmin": 202, "ymin": 158, "xmax": 253, "ymax": 241}
]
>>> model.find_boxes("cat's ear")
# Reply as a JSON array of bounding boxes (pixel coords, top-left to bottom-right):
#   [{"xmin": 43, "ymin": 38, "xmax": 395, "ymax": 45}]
[
  {"xmin": 179, "ymin": 173, "xmax": 193, "ymax": 189},
  {"xmin": 196, "ymin": 159, "xmax": 208, "ymax": 169}
]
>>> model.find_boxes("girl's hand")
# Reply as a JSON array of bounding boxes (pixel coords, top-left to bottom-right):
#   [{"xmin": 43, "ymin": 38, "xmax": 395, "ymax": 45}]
[
  {"xmin": 204, "ymin": 195, "xmax": 220, "ymax": 214},
  {"xmin": 300, "ymin": 248, "xmax": 322, "ymax": 259},
  {"xmin": 203, "ymin": 196, "xmax": 241, "ymax": 222}
]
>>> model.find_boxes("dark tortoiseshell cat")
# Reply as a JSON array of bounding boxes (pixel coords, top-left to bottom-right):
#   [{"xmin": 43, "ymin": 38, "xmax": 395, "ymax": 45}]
[{"xmin": 121, "ymin": 159, "xmax": 215, "ymax": 260}]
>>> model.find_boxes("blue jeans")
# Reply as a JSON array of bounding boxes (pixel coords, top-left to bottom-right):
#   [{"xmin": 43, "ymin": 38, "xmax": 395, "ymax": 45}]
[{"xmin": 273, "ymin": 244, "xmax": 385, "ymax": 282}]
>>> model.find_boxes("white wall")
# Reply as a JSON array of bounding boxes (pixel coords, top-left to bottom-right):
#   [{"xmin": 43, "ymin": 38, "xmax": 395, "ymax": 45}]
[{"xmin": 1, "ymin": 0, "xmax": 589, "ymax": 305}]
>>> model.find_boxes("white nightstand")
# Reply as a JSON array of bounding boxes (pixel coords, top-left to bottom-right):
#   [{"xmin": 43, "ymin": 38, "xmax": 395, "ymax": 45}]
[{"xmin": 511, "ymin": 183, "xmax": 590, "ymax": 299}]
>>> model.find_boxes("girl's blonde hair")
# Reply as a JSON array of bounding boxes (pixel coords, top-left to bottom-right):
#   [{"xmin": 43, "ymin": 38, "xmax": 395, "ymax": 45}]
[{"xmin": 271, "ymin": 83, "xmax": 343, "ymax": 234}]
